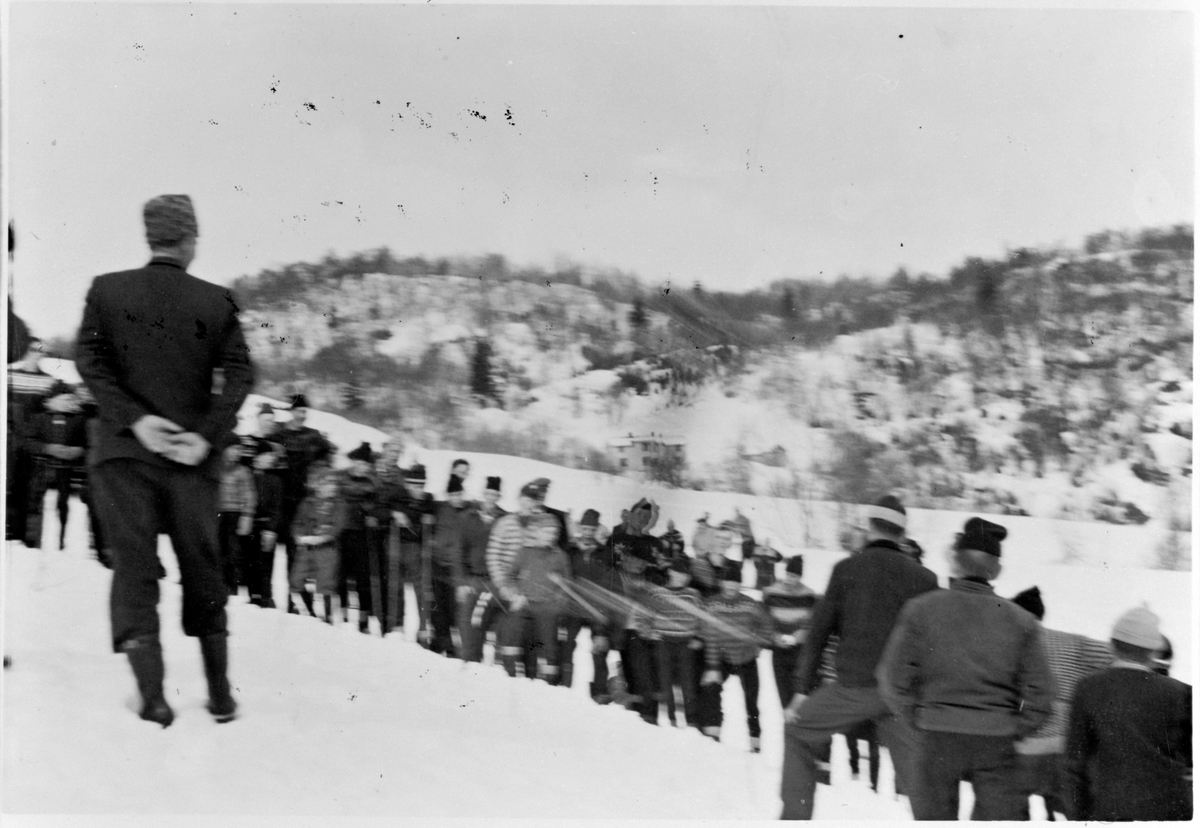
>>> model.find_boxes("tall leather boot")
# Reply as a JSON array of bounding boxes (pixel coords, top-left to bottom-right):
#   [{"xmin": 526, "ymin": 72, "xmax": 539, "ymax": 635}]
[
  {"xmin": 123, "ymin": 636, "xmax": 174, "ymax": 728},
  {"xmin": 199, "ymin": 633, "xmax": 238, "ymax": 723},
  {"xmin": 323, "ymin": 594, "xmax": 333, "ymax": 624}
]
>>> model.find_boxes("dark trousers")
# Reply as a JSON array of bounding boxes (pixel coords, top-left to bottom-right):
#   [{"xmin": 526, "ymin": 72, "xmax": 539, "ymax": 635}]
[
  {"xmin": 279, "ymin": 494, "xmax": 301, "ymax": 575},
  {"xmin": 430, "ymin": 561, "xmax": 456, "ymax": 652},
  {"xmin": 910, "ymin": 731, "xmax": 1024, "ymax": 820},
  {"xmin": 366, "ymin": 528, "xmax": 390, "ymax": 633},
  {"xmin": 699, "ymin": 657, "xmax": 761, "ymax": 739},
  {"xmin": 339, "ymin": 529, "xmax": 373, "ymax": 620},
  {"xmin": 500, "ymin": 607, "xmax": 559, "ymax": 680},
  {"xmin": 654, "ymin": 639, "xmax": 698, "ymax": 725},
  {"xmin": 560, "ymin": 615, "xmax": 585, "ymax": 688},
  {"xmin": 6, "ymin": 446, "xmax": 35, "ymax": 542},
  {"xmin": 455, "ymin": 576, "xmax": 489, "ymax": 662},
  {"xmin": 216, "ymin": 511, "xmax": 251, "ymax": 593},
  {"xmin": 397, "ymin": 540, "xmax": 427, "ymax": 631},
  {"xmin": 845, "ymin": 719, "xmax": 881, "ymax": 790},
  {"xmin": 619, "ymin": 631, "xmax": 659, "ymax": 720},
  {"xmin": 1014, "ymin": 752, "xmax": 1066, "ymax": 820},
  {"xmin": 781, "ymin": 683, "xmax": 919, "ymax": 820},
  {"xmin": 90, "ymin": 459, "xmax": 228, "ymax": 650},
  {"xmin": 773, "ymin": 646, "xmax": 802, "ymax": 707},
  {"xmin": 590, "ymin": 624, "xmax": 613, "ymax": 699}
]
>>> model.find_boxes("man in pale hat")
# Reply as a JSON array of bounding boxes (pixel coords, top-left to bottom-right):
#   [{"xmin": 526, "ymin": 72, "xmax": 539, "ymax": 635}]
[
  {"xmin": 780, "ymin": 495, "xmax": 937, "ymax": 819},
  {"xmin": 878, "ymin": 516, "xmax": 1053, "ymax": 820},
  {"xmin": 1063, "ymin": 605, "xmax": 1191, "ymax": 821},
  {"xmin": 76, "ymin": 194, "xmax": 253, "ymax": 726}
]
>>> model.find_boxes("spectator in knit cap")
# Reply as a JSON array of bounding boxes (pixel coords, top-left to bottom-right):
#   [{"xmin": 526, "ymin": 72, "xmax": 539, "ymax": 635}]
[
  {"xmin": 1064, "ymin": 605, "xmax": 1192, "ymax": 821},
  {"xmin": 487, "ymin": 477, "xmax": 553, "ymax": 676},
  {"xmin": 477, "ymin": 475, "xmax": 506, "ymax": 527},
  {"xmin": 878, "ymin": 517, "xmax": 1053, "ymax": 820},
  {"xmin": 763, "ymin": 554, "xmax": 821, "ymax": 708},
  {"xmin": 1008, "ymin": 585, "xmax": 1112, "ymax": 820},
  {"xmin": 781, "ymin": 495, "xmax": 936, "ymax": 820},
  {"xmin": 566, "ymin": 507, "xmax": 623, "ymax": 702}
]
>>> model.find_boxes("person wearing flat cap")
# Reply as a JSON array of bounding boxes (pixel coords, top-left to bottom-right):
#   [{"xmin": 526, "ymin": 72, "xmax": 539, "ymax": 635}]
[
  {"xmin": 75, "ymin": 194, "xmax": 254, "ymax": 727},
  {"xmin": 781, "ymin": 495, "xmax": 936, "ymax": 819},
  {"xmin": 877, "ymin": 516, "xmax": 1053, "ymax": 820},
  {"xmin": 1063, "ymin": 604, "xmax": 1192, "ymax": 821}
]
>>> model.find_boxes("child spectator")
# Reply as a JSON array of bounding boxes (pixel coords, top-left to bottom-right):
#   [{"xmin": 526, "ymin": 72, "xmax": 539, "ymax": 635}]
[
  {"xmin": 503, "ymin": 511, "xmax": 571, "ymax": 683},
  {"xmin": 699, "ymin": 561, "xmax": 772, "ymax": 752},
  {"xmin": 289, "ymin": 467, "xmax": 345, "ymax": 622},
  {"xmin": 762, "ymin": 554, "xmax": 821, "ymax": 707},
  {"xmin": 217, "ymin": 441, "xmax": 257, "ymax": 596},
  {"xmin": 642, "ymin": 556, "xmax": 703, "ymax": 728}
]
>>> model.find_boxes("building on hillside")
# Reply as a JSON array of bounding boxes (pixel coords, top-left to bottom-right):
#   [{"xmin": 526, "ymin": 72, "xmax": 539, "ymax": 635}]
[{"xmin": 608, "ymin": 432, "xmax": 687, "ymax": 476}]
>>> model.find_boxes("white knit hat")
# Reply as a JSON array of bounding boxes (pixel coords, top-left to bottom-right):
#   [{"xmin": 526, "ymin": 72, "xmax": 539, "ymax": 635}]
[{"xmin": 1111, "ymin": 604, "xmax": 1165, "ymax": 650}]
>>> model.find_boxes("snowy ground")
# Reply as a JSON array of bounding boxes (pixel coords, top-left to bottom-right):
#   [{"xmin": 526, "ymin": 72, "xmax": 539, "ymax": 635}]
[{"xmin": 3, "ymin": 475, "xmax": 1193, "ymax": 824}]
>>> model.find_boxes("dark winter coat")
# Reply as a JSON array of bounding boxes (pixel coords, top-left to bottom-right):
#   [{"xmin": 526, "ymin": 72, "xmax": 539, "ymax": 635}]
[
  {"xmin": 394, "ymin": 489, "xmax": 435, "ymax": 545},
  {"xmin": 337, "ymin": 469, "xmax": 380, "ymax": 532},
  {"xmin": 75, "ymin": 257, "xmax": 254, "ymax": 479},
  {"xmin": 1064, "ymin": 665, "xmax": 1192, "ymax": 821},
  {"xmin": 291, "ymin": 491, "xmax": 346, "ymax": 543},
  {"xmin": 276, "ymin": 424, "xmax": 333, "ymax": 499},
  {"xmin": 877, "ymin": 577, "xmax": 1053, "ymax": 737},
  {"xmin": 795, "ymin": 539, "xmax": 937, "ymax": 695},
  {"xmin": 431, "ymin": 501, "xmax": 489, "ymax": 583}
]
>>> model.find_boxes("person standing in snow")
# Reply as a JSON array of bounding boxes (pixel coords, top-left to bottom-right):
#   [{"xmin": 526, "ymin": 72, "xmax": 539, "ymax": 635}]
[
  {"xmin": 216, "ymin": 441, "xmax": 256, "ymax": 596},
  {"xmin": 488, "ymin": 477, "xmax": 551, "ymax": 676},
  {"xmin": 392, "ymin": 464, "xmax": 435, "ymax": 639},
  {"xmin": 25, "ymin": 384, "xmax": 90, "ymax": 550},
  {"xmin": 373, "ymin": 435, "xmax": 408, "ymax": 634},
  {"xmin": 752, "ymin": 540, "xmax": 783, "ymax": 590},
  {"xmin": 1007, "ymin": 586, "xmax": 1112, "ymax": 820},
  {"xmin": 338, "ymin": 442, "xmax": 382, "ymax": 633},
  {"xmin": 559, "ymin": 508, "xmax": 602, "ymax": 689},
  {"xmin": 76, "ymin": 194, "xmax": 253, "ymax": 726},
  {"xmin": 246, "ymin": 403, "xmax": 287, "ymax": 607},
  {"xmin": 565, "ymin": 507, "xmax": 623, "ymax": 702},
  {"xmin": 762, "ymin": 555, "xmax": 821, "ymax": 708},
  {"xmin": 275, "ymin": 393, "xmax": 334, "ymax": 613},
  {"xmin": 429, "ymin": 473, "xmax": 486, "ymax": 656},
  {"xmin": 878, "ymin": 517, "xmax": 1053, "ymax": 820},
  {"xmin": 502, "ymin": 511, "xmax": 571, "ymax": 682},
  {"xmin": 1063, "ymin": 605, "xmax": 1192, "ymax": 821},
  {"xmin": 780, "ymin": 495, "xmax": 935, "ymax": 820},
  {"xmin": 449, "ymin": 481, "xmax": 493, "ymax": 663},
  {"xmin": 641, "ymin": 556, "xmax": 703, "ymax": 728},
  {"xmin": 465, "ymin": 475, "xmax": 507, "ymax": 650},
  {"xmin": 610, "ymin": 498, "xmax": 665, "ymax": 723},
  {"xmin": 697, "ymin": 561, "xmax": 772, "ymax": 750},
  {"xmin": 288, "ymin": 466, "xmax": 345, "ymax": 623}
]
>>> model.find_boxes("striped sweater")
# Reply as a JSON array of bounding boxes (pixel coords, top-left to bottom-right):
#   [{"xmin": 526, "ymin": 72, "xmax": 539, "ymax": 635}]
[
  {"xmin": 701, "ymin": 592, "xmax": 772, "ymax": 668},
  {"xmin": 486, "ymin": 511, "xmax": 530, "ymax": 604},
  {"xmin": 762, "ymin": 581, "xmax": 821, "ymax": 646},
  {"xmin": 1018, "ymin": 626, "xmax": 1113, "ymax": 754},
  {"xmin": 641, "ymin": 584, "xmax": 702, "ymax": 641}
]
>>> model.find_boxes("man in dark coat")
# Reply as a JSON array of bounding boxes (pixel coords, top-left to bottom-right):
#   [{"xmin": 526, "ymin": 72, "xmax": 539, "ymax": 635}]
[
  {"xmin": 878, "ymin": 517, "xmax": 1053, "ymax": 820},
  {"xmin": 780, "ymin": 495, "xmax": 937, "ymax": 819},
  {"xmin": 1064, "ymin": 605, "xmax": 1192, "ymax": 821},
  {"xmin": 276, "ymin": 392, "xmax": 333, "ymax": 613},
  {"xmin": 75, "ymin": 194, "xmax": 253, "ymax": 727}
]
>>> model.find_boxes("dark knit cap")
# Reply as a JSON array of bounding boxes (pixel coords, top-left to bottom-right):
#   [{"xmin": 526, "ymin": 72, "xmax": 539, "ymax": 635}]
[
  {"xmin": 289, "ymin": 393, "xmax": 309, "ymax": 409},
  {"xmin": 405, "ymin": 464, "xmax": 427, "ymax": 483},
  {"xmin": 785, "ymin": 555, "xmax": 805, "ymax": 576},
  {"xmin": 452, "ymin": 458, "xmax": 469, "ymax": 470},
  {"xmin": 957, "ymin": 516, "xmax": 1008, "ymax": 557},
  {"xmin": 144, "ymin": 194, "xmax": 198, "ymax": 247},
  {"xmin": 447, "ymin": 475, "xmax": 464, "ymax": 494},
  {"xmin": 347, "ymin": 441, "xmax": 375, "ymax": 463},
  {"xmin": 1011, "ymin": 586, "xmax": 1045, "ymax": 620},
  {"xmin": 520, "ymin": 477, "xmax": 550, "ymax": 501},
  {"xmin": 580, "ymin": 508, "xmax": 600, "ymax": 527},
  {"xmin": 669, "ymin": 556, "xmax": 693, "ymax": 575},
  {"xmin": 486, "ymin": 476, "xmax": 502, "ymax": 492}
]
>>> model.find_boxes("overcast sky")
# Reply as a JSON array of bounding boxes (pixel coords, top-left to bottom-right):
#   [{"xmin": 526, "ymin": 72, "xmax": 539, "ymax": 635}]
[{"xmin": 6, "ymin": 3, "xmax": 1193, "ymax": 340}]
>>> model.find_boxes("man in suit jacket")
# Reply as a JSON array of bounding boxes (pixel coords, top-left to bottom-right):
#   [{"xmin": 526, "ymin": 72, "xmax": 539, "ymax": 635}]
[
  {"xmin": 1064, "ymin": 605, "xmax": 1192, "ymax": 821},
  {"xmin": 75, "ymin": 194, "xmax": 254, "ymax": 728}
]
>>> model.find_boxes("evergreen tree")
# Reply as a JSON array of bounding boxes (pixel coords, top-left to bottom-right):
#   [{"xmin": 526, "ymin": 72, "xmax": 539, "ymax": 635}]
[
  {"xmin": 629, "ymin": 298, "xmax": 648, "ymax": 329},
  {"xmin": 471, "ymin": 338, "xmax": 497, "ymax": 403}
]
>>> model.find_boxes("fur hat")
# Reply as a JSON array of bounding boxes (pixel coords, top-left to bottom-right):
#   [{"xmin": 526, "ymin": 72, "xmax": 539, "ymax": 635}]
[
  {"xmin": 580, "ymin": 508, "xmax": 600, "ymax": 527},
  {"xmin": 520, "ymin": 477, "xmax": 551, "ymax": 501},
  {"xmin": 1011, "ymin": 586, "xmax": 1045, "ymax": 620},
  {"xmin": 486, "ymin": 476, "xmax": 502, "ymax": 492},
  {"xmin": 143, "ymin": 194, "xmax": 198, "ymax": 247},
  {"xmin": 1111, "ymin": 604, "xmax": 1165, "ymax": 651},
  {"xmin": 957, "ymin": 517, "xmax": 1008, "ymax": 557},
  {"xmin": 865, "ymin": 495, "xmax": 907, "ymax": 532},
  {"xmin": 289, "ymin": 393, "xmax": 309, "ymax": 409},
  {"xmin": 347, "ymin": 441, "xmax": 375, "ymax": 463},
  {"xmin": 447, "ymin": 475, "xmax": 464, "ymax": 494},
  {"xmin": 404, "ymin": 464, "xmax": 427, "ymax": 483},
  {"xmin": 785, "ymin": 555, "xmax": 805, "ymax": 576}
]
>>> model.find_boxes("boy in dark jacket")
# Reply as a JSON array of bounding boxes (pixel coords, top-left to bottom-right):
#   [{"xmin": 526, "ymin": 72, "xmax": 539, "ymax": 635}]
[
  {"xmin": 503, "ymin": 511, "xmax": 571, "ymax": 683},
  {"xmin": 289, "ymin": 468, "xmax": 345, "ymax": 622},
  {"xmin": 699, "ymin": 561, "xmax": 772, "ymax": 751},
  {"xmin": 781, "ymin": 496, "xmax": 937, "ymax": 820},
  {"xmin": 1064, "ymin": 605, "xmax": 1191, "ymax": 822},
  {"xmin": 566, "ymin": 508, "xmax": 622, "ymax": 702},
  {"xmin": 878, "ymin": 517, "xmax": 1053, "ymax": 820}
]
